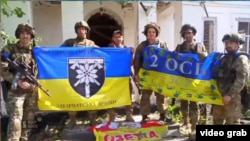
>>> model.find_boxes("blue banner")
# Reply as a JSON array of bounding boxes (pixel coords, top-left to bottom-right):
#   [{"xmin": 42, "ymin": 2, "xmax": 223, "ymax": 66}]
[{"xmin": 139, "ymin": 45, "xmax": 224, "ymax": 105}]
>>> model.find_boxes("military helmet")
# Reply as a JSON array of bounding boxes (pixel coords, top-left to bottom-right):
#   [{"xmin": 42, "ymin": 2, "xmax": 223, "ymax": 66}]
[
  {"xmin": 74, "ymin": 21, "xmax": 90, "ymax": 33},
  {"xmin": 180, "ymin": 24, "xmax": 197, "ymax": 38},
  {"xmin": 222, "ymin": 33, "xmax": 245, "ymax": 45},
  {"xmin": 15, "ymin": 23, "xmax": 35, "ymax": 39},
  {"xmin": 142, "ymin": 22, "xmax": 160, "ymax": 37}
]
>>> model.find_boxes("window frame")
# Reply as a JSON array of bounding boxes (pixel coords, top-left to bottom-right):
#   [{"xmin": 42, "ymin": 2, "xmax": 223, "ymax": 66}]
[
  {"xmin": 237, "ymin": 18, "xmax": 250, "ymax": 53},
  {"xmin": 203, "ymin": 17, "xmax": 217, "ymax": 53}
]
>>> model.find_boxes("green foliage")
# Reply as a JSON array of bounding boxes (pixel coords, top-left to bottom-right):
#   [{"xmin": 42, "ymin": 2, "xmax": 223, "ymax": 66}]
[
  {"xmin": 1, "ymin": 30, "xmax": 17, "ymax": 45},
  {"xmin": 1, "ymin": 0, "xmax": 26, "ymax": 17},
  {"xmin": 0, "ymin": 0, "xmax": 42, "ymax": 48},
  {"xmin": 166, "ymin": 104, "xmax": 182, "ymax": 123},
  {"xmin": 1, "ymin": 30, "xmax": 42, "ymax": 47}
]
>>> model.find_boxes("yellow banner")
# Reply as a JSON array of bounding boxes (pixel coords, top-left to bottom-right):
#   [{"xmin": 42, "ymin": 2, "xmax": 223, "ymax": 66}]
[
  {"xmin": 94, "ymin": 125, "xmax": 167, "ymax": 141},
  {"xmin": 139, "ymin": 68, "xmax": 223, "ymax": 105},
  {"xmin": 38, "ymin": 77, "xmax": 131, "ymax": 111}
]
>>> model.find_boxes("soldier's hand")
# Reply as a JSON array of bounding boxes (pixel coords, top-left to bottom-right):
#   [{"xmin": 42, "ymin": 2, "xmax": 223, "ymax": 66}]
[
  {"xmin": 131, "ymin": 47, "xmax": 135, "ymax": 54},
  {"xmin": 17, "ymin": 80, "xmax": 32, "ymax": 90},
  {"xmin": 197, "ymin": 52, "xmax": 207, "ymax": 59},
  {"xmin": 223, "ymin": 95, "xmax": 232, "ymax": 105},
  {"xmin": 135, "ymin": 75, "xmax": 139, "ymax": 83}
]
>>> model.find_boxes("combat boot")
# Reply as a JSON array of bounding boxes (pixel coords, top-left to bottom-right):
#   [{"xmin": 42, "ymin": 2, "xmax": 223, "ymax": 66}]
[
  {"xmin": 125, "ymin": 105, "xmax": 134, "ymax": 122},
  {"xmin": 141, "ymin": 115, "xmax": 149, "ymax": 123},
  {"xmin": 108, "ymin": 109, "xmax": 116, "ymax": 122},
  {"xmin": 191, "ymin": 120, "xmax": 197, "ymax": 134},
  {"xmin": 67, "ymin": 112, "xmax": 77, "ymax": 128},
  {"xmin": 89, "ymin": 111, "xmax": 97, "ymax": 126},
  {"xmin": 159, "ymin": 113, "xmax": 174, "ymax": 124},
  {"xmin": 19, "ymin": 137, "xmax": 28, "ymax": 141},
  {"xmin": 125, "ymin": 114, "xmax": 135, "ymax": 122},
  {"xmin": 179, "ymin": 121, "xmax": 192, "ymax": 136}
]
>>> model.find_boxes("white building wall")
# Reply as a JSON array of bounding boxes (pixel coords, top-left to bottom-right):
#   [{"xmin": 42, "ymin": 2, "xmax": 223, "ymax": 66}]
[
  {"xmin": 157, "ymin": 4, "xmax": 175, "ymax": 51},
  {"xmin": 182, "ymin": 3, "xmax": 205, "ymax": 44},
  {"xmin": 32, "ymin": 2, "xmax": 62, "ymax": 46},
  {"xmin": 3, "ymin": 1, "xmax": 250, "ymax": 52},
  {"xmin": 61, "ymin": 1, "xmax": 84, "ymax": 43},
  {"xmin": 172, "ymin": 2, "xmax": 183, "ymax": 49},
  {"xmin": 137, "ymin": 2, "xmax": 157, "ymax": 45},
  {"xmin": 182, "ymin": 1, "xmax": 250, "ymax": 52},
  {"xmin": 1, "ymin": 1, "xmax": 32, "ymax": 37}
]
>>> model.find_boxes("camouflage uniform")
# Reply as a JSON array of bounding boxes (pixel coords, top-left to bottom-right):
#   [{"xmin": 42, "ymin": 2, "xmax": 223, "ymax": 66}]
[
  {"xmin": 62, "ymin": 21, "xmax": 96, "ymax": 47},
  {"xmin": 107, "ymin": 31, "xmax": 135, "ymax": 122},
  {"xmin": 1, "ymin": 23, "xmax": 38, "ymax": 141},
  {"xmin": 175, "ymin": 24, "xmax": 208, "ymax": 132},
  {"xmin": 176, "ymin": 41, "xmax": 207, "ymax": 128},
  {"xmin": 134, "ymin": 23, "xmax": 168, "ymax": 122},
  {"xmin": 61, "ymin": 21, "xmax": 98, "ymax": 126},
  {"xmin": 212, "ymin": 33, "xmax": 250, "ymax": 125}
]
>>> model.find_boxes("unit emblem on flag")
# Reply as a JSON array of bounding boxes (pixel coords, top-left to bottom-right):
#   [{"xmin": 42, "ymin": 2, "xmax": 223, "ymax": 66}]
[{"xmin": 68, "ymin": 58, "xmax": 105, "ymax": 98}]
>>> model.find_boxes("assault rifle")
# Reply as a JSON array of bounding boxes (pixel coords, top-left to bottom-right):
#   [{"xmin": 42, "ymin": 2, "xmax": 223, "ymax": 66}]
[
  {"xmin": 130, "ymin": 72, "xmax": 142, "ymax": 95},
  {"xmin": 1, "ymin": 51, "xmax": 51, "ymax": 97}
]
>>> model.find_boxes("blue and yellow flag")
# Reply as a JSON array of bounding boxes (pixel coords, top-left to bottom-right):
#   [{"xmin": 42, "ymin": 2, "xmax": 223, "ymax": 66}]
[
  {"xmin": 139, "ymin": 46, "xmax": 223, "ymax": 105},
  {"xmin": 33, "ymin": 47, "xmax": 132, "ymax": 111}
]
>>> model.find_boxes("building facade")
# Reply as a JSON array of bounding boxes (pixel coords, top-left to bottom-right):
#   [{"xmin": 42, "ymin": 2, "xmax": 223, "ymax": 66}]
[
  {"xmin": 2, "ymin": 1, "xmax": 250, "ymax": 104},
  {"xmin": 2, "ymin": 1, "xmax": 250, "ymax": 52}
]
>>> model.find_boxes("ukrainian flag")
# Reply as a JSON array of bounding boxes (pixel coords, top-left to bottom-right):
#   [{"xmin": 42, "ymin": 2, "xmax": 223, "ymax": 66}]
[
  {"xmin": 33, "ymin": 47, "xmax": 132, "ymax": 111},
  {"xmin": 138, "ymin": 45, "xmax": 224, "ymax": 105}
]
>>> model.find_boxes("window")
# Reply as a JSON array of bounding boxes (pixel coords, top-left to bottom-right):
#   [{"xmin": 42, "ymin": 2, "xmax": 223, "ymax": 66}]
[
  {"xmin": 203, "ymin": 18, "xmax": 216, "ymax": 53},
  {"xmin": 238, "ymin": 20, "xmax": 250, "ymax": 53}
]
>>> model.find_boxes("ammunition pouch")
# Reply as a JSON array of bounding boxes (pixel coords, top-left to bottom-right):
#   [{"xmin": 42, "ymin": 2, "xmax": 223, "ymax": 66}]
[
  {"xmin": 217, "ymin": 68, "xmax": 250, "ymax": 108},
  {"xmin": 216, "ymin": 67, "xmax": 236, "ymax": 84}
]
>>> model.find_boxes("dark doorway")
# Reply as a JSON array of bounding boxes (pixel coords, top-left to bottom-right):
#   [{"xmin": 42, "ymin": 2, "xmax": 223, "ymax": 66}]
[{"xmin": 87, "ymin": 12, "xmax": 122, "ymax": 47}]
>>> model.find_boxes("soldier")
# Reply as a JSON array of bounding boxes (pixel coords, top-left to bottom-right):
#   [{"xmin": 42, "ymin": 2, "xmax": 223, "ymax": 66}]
[
  {"xmin": 61, "ymin": 21, "xmax": 97, "ymax": 47},
  {"xmin": 107, "ymin": 30, "xmax": 135, "ymax": 122},
  {"xmin": 1, "ymin": 23, "xmax": 38, "ymax": 141},
  {"xmin": 134, "ymin": 22, "xmax": 170, "ymax": 123},
  {"xmin": 61, "ymin": 21, "xmax": 98, "ymax": 127},
  {"xmin": 175, "ymin": 24, "xmax": 208, "ymax": 133},
  {"xmin": 212, "ymin": 33, "xmax": 249, "ymax": 125}
]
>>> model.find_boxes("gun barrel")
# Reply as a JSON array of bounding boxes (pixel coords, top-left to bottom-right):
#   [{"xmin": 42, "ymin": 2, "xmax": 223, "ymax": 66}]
[
  {"xmin": 27, "ymin": 76, "xmax": 51, "ymax": 97},
  {"xmin": 130, "ymin": 76, "xmax": 142, "ymax": 95},
  {"xmin": 2, "ymin": 53, "xmax": 51, "ymax": 97},
  {"xmin": 39, "ymin": 86, "xmax": 51, "ymax": 97}
]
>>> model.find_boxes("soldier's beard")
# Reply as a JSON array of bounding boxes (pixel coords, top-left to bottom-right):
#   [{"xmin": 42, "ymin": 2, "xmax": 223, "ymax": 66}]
[
  {"xmin": 77, "ymin": 34, "xmax": 86, "ymax": 40},
  {"xmin": 226, "ymin": 48, "xmax": 237, "ymax": 54}
]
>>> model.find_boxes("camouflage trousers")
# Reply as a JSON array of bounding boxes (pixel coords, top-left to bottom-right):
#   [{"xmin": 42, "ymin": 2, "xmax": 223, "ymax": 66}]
[
  {"xmin": 180, "ymin": 100, "xmax": 200, "ymax": 128},
  {"xmin": 140, "ymin": 90, "xmax": 165, "ymax": 115},
  {"xmin": 68, "ymin": 110, "xmax": 97, "ymax": 126},
  {"xmin": 107, "ymin": 106, "xmax": 133, "ymax": 121},
  {"xmin": 6, "ymin": 90, "xmax": 37, "ymax": 141},
  {"xmin": 107, "ymin": 80, "xmax": 134, "ymax": 121},
  {"xmin": 212, "ymin": 94, "xmax": 241, "ymax": 125}
]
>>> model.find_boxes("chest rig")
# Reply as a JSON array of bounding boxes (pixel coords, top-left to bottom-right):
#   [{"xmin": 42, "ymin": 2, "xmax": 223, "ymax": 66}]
[
  {"xmin": 177, "ymin": 42, "xmax": 200, "ymax": 53},
  {"xmin": 9, "ymin": 44, "xmax": 37, "ymax": 76},
  {"xmin": 217, "ymin": 54, "xmax": 236, "ymax": 81}
]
